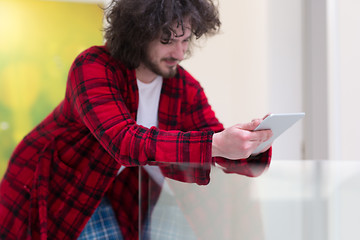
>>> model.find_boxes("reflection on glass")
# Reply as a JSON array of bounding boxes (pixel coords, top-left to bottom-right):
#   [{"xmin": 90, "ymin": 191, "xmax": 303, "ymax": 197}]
[
  {"xmin": 133, "ymin": 160, "xmax": 360, "ymax": 240},
  {"xmin": 138, "ymin": 159, "xmax": 270, "ymax": 240}
]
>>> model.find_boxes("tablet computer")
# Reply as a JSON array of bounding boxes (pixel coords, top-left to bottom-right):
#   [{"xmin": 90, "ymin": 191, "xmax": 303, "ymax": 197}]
[{"xmin": 252, "ymin": 112, "xmax": 305, "ymax": 155}]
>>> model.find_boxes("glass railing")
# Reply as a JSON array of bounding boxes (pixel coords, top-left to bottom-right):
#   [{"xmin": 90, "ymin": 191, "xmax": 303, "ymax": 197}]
[{"xmin": 138, "ymin": 160, "xmax": 360, "ymax": 240}]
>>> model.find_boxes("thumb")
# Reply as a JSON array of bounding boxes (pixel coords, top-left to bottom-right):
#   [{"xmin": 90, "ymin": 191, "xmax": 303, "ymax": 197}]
[{"xmin": 236, "ymin": 119, "xmax": 261, "ymax": 131}]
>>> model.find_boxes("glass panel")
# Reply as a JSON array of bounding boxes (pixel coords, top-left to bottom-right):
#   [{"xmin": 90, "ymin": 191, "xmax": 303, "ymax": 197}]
[{"xmin": 139, "ymin": 160, "xmax": 360, "ymax": 240}]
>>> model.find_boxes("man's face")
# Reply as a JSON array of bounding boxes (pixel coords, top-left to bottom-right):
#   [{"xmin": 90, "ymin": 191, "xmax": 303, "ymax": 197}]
[{"xmin": 141, "ymin": 20, "xmax": 192, "ymax": 79}]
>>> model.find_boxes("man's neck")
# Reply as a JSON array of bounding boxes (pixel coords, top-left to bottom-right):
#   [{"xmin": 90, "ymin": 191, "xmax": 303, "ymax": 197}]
[{"xmin": 135, "ymin": 64, "xmax": 157, "ymax": 83}]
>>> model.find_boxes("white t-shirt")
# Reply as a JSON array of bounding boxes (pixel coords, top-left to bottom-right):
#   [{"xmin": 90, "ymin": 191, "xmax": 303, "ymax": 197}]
[
  {"xmin": 136, "ymin": 76, "xmax": 163, "ymax": 128},
  {"xmin": 117, "ymin": 76, "xmax": 166, "ymax": 188},
  {"xmin": 135, "ymin": 76, "xmax": 168, "ymax": 188}
]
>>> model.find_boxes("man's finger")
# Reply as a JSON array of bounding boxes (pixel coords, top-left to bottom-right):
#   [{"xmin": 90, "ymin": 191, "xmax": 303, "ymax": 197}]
[
  {"xmin": 236, "ymin": 120, "xmax": 260, "ymax": 131},
  {"xmin": 249, "ymin": 129, "xmax": 273, "ymax": 142}
]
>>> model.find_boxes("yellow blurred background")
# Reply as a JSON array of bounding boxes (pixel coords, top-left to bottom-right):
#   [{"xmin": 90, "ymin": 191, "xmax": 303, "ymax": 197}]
[{"xmin": 0, "ymin": 0, "xmax": 104, "ymax": 178}]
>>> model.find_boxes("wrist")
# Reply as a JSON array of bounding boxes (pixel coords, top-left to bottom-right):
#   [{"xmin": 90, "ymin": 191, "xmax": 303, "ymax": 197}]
[{"xmin": 212, "ymin": 132, "xmax": 221, "ymax": 157}]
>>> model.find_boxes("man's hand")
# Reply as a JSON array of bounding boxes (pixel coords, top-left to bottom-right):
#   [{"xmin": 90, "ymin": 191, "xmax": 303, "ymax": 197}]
[{"xmin": 212, "ymin": 119, "xmax": 273, "ymax": 160}]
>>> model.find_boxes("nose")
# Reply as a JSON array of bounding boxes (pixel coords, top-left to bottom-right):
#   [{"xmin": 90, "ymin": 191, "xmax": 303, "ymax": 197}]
[{"xmin": 171, "ymin": 41, "xmax": 186, "ymax": 61}]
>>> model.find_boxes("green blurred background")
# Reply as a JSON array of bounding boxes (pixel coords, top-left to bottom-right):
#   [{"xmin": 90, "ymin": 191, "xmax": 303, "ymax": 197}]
[{"xmin": 0, "ymin": 0, "xmax": 104, "ymax": 178}]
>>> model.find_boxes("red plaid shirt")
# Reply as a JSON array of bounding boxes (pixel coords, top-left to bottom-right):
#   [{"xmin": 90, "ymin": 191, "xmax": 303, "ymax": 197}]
[{"xmin": 0, "ymin": 46, "xmax": 271, "ymax": 239}]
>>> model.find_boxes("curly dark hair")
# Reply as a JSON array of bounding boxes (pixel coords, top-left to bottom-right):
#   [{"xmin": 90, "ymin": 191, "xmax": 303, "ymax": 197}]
[{"xmin": 104, "ymin": 0, "xmax": 221, "ymax": 69}]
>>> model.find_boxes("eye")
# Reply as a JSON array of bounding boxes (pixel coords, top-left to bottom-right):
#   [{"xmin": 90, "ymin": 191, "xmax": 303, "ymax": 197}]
[
  {"xmin": 161, "ymin": 39, "xmax": 174, "ymax": 45},
  {"xmin": 160, "ymin": 28, "xmax": 173, "ymax": 44}
]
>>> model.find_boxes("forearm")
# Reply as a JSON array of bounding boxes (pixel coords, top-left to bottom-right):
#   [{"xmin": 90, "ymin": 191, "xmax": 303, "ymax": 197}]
[{"xmin": 114, "ymin": 126, "xmax": 214, "ymax": 165}]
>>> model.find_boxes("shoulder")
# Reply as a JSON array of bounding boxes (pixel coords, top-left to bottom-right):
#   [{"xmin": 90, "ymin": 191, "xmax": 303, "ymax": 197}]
[
  {"xmin": 72, "ymin": 46, "xmax": 128, "ymax": 72},
  {"xmin": 74, "ymin": 46, "xmax": 110, "ymax": 63}
]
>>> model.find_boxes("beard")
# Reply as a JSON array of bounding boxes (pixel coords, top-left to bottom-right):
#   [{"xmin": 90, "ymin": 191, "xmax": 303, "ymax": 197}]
[{"xmin": 142, "ymin": 55, "xmax": 178, "ymax": 78}]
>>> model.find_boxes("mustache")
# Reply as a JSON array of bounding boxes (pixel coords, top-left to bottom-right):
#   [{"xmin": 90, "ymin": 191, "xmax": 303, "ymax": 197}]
[{"xmin": 162, "ymin": 57, "xmax": 179, "ymax": 62}]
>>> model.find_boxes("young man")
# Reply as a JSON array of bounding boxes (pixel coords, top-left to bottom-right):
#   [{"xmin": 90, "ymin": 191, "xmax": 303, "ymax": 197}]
[{"xmin": 0, "ymin": 0, "xmax": 272, "ymax": 239}]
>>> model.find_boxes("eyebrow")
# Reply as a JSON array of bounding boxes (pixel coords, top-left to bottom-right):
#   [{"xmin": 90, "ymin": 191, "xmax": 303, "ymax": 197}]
[
  {"xmin": 159, "ymin": 24, "xmax": 192, "ymax": 44},
  {"xmin": 178, "ymin": 27, "xmax": 192, "ymax": 39},
  {"xmin": 170, "ymin": 33, "xmax": 191, "ymax": 44}
]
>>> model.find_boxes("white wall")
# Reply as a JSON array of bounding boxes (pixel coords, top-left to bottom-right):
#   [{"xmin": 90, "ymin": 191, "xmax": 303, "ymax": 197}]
[
  {"xmin": 303, "ymin": 0, "xmax": 360, "ymax": 161},
  {"xmin": 327, "ymin": 0, "xmax": 360, "ymax": 239},
  {"xmin": 267, "ymin": 0, "xmax": 304, "ymax": 160},
  {"xmin": 182, "ymin": 0, "xmax": 269, "ymax": 126},
  {"xmin": 183, "ymin": 0, "xmax": 304, "ymax": 160},
  {"xmin": 304, "ymin": 0, "xmax": 360, "ymax": 161},
  {"xmin": 336, "ymin": 0, "xmax": 360, "ymax": 160}
]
